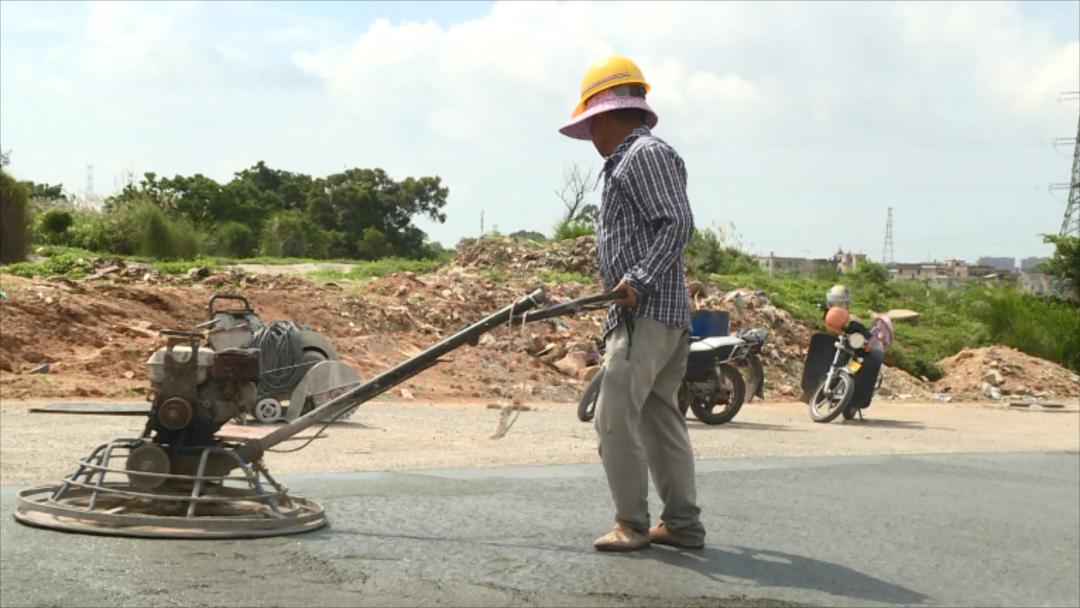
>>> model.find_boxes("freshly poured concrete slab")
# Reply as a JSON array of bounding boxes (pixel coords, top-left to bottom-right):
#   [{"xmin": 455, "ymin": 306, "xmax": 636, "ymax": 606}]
[{"xmin": 2, "ymin": 452, "xmax": 1077, "ymax": 607}]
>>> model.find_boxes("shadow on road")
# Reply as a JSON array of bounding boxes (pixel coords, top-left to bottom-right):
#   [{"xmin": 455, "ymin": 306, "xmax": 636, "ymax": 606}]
[
  {"xmin": 326, "ymin": 528, "xmax": 928, "ymax": 606},
  {"xmin": 687, "ymin": 421, "xmax": 802, "ymax": 432},
  {"xmin": 848, "ymin": 419, "xmax": 929, "ymax": 430},
  {"xmin": 649, "ymin": 544, "xmax": 929, "ymax": 605}
]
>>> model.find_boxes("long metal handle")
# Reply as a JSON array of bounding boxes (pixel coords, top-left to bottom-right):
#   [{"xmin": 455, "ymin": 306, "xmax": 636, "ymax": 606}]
[
  {"xmin": 238, "ymin": 288, "xmax": 549, "ymax": 461},
  {"xmin": 511, "ymin": 289, "xmax": 626, "ymax": 323}
]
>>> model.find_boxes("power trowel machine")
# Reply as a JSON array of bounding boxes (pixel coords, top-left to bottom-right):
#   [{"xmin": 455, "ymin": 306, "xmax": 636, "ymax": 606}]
[{"xmin": 14, "ymin": 288, "xmax": 619, "ymax": 539}]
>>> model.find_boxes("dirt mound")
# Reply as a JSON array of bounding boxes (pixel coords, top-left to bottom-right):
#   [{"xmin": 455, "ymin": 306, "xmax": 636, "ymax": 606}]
[
  {"xmin": 454, "ymin": 235, "xmax": 597, "ymax": 277},
  {"xmin": 0, "ymin": 237, "xmax": 959, "ymax": 405},
  {"xmin": 0, "ymin": 261, "xmax": 600, "ymax": 402},
  {"xmin": 935, "ymin": 347, "xmax": 1079, "ymax": 402}
]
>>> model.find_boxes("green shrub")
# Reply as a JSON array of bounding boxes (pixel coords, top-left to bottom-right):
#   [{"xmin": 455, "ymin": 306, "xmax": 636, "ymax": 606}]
[
  {"xmin": 0, "ymin": 170, "xmax": 29, "ymax": 263},
  {"xmin": 260, "ymin": 210, "xmax": 329, "ymax": 258},
  {"xmin": 553, "ymin": 219, "xmax": 595, "ymax": 241},
  {"xmin": 357, "ymin": 226, "xmax": 391, "ymax": 259},
  {"xmin": 846, "ymin": 261, "xmax": 889, "ymax": 287},
  {"xmin": 38, "ymin": 209, "xmax": 74, "ymax": 244},
  {"xmin": 962, "ymin": 285, "xmax": 1079, "ymax": 371},
  {"xmin": 119, "ymin": 201, "xmax": 201, "ymax": 260},
  {"xmin": 1040, "ymin": 234, "xmax": 1080, "ymax": 300},
  {"xmin": 207, "ymin": 221, "xmax": 257, "ymax": 258},
  {"xmin": 685, "ymin": 228, "xmax": 758, "ymax": 277}
]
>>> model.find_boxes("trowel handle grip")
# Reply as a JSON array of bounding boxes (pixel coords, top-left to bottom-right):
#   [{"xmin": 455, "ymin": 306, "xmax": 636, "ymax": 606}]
[{"xmin": 208, "ymin": 294, "xmax": 253, "ymax": 319}]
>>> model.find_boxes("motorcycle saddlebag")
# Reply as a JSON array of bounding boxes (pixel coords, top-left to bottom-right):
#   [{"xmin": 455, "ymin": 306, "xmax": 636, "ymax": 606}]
[{"xmin": 801, "ymin": 333, "xmax": 837, "ymax": 401}]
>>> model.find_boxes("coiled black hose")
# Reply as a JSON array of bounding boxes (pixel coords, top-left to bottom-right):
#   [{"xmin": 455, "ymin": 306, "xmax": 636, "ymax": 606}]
[{"xmin": 252, "ymin": 321, "xmax": 309, "ymax": 396}]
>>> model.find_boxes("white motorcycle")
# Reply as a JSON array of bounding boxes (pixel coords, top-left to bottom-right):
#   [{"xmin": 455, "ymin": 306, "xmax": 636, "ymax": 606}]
[{"xmin": 578, "ymin": 327, "xmax": 767, "ymax": 425}]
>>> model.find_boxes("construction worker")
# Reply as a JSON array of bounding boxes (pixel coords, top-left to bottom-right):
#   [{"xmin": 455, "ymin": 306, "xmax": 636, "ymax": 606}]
[{"xmin": 559, "ymin": 55, "xmax": 704, "ymax": 552}]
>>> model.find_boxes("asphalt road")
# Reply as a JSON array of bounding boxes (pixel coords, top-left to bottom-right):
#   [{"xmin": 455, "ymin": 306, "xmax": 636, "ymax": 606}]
[{"xmin": 2, "ymin": 451, "xmax": 1077, "ymax": 607}]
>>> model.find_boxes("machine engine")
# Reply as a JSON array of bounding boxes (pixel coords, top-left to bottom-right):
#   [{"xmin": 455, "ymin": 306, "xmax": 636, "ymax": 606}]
[{"xmin": 144, "ymin": 332, "xmax": 260, "ymax": 446}]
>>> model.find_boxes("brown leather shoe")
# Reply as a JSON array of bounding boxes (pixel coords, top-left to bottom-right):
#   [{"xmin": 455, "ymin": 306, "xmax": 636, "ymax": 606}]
[
  {"xmin": 593, "ymin": 523, "xmax": 651, "ymax": 552},
  {"xmin": 649, "ymin": 522, "xmax": 704, "ymax": 549}
]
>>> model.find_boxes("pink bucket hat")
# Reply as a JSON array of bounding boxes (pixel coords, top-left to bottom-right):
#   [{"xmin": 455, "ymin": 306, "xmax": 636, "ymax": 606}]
[{"xmin": 558, "ymin": 85, "xmax": 659, "ymax": 140}]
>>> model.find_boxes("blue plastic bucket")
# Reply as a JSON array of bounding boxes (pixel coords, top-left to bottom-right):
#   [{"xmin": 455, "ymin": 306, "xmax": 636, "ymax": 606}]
[{"xmin": 691, "ymin": 310, "xmax": 730, "ymax": 337}]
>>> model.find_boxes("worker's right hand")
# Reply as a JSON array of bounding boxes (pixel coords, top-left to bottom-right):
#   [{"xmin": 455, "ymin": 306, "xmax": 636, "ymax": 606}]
[{"xmin": 613, "ymin": 278, "xmax": 638, "ymax": 308}]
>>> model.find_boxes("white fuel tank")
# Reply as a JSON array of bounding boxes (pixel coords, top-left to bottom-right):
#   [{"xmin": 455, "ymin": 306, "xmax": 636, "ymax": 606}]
[{"xmin": 146, "ymin": 345, "xmax": 216, "ymax": 385}]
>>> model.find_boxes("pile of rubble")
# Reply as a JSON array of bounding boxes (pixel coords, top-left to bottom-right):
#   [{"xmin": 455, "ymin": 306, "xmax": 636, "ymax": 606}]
[
  {"xmin": 0, "ymin": 236, "xmax": 952, "ymax": 403},
  {"xmin": 454, "ymin": 235, "xmax": 598, "ymax": 277},
  {"xmin": 935, "ymin": 347, "xmax": 1080, "ymax": 402}
]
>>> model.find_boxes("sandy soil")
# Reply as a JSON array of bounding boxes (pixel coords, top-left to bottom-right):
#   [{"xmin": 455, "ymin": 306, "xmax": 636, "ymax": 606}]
[{"xmin": 2, "ymin": 399, "xmax": 1076, "ymax": 486}]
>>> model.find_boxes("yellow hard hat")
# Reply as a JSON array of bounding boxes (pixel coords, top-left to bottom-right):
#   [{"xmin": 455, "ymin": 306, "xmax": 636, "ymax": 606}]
[{"xmin": 571, "ymin": 55, "xmax": 651, "ymax": 117}]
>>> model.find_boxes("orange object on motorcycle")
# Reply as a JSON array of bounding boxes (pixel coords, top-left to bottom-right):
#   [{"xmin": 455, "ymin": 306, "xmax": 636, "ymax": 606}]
[{"xmin": 824, "ymin": 307, "xmax": 850, "ymax": 334}]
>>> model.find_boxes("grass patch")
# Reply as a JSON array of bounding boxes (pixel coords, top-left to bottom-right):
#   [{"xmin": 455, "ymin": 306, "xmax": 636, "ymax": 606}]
[
  {"xmin": 2, "ymin": 246, "xmax": 446, "ymax": 281},
  {"xmin": 537, "ymin": 269, "xmax": 595, "ymax": 285},
  {"xmin": 481, "ymin": 267, "xmax": 510, "ymax": 284},
  {"xmin": 2, "ymin": 249, "xmax": 98, "ymax": 278},
  {"xmin": 150, "ymin": 258, "xmax": 224, "ymax": 275},
  {"xmin": 308, "ymin": 257, "xmax": 446, "ymax": 281},
  {"xmin": 552, "ymin": 219, "xmax": 595, "ymax": 241}
]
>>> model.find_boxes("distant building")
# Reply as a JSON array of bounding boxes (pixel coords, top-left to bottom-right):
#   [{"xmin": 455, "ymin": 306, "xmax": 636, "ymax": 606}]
[
  {"xmin": 754, "ymin": 252, "xmax": 833, "ymax": 277},
  {"xmin": 941, "ymin": 259, "xmax": 968, "ymax": 279},
  {"xmin": 889, "ymin": 259, "xmax": 1007, "ymax": 288},
  {"xmin": 833, "ymin": 248, "xmax": 868, "ymax": 274},
  {"xmin": 966, "ymin": 264, "xmax": 1001, "ymax": 279},
  {"xmin": 976, "ymin": 256, "xmax": 1016, "ymax": 271},
  {"xmin": 890, "ymin": 263, "xmax": 939, "ymax": 282},
  {"xmin": 1017, "ymin": 269, "xmax": 1074, "ymax": 299},
  {"xmin": 1020, "ymin": 256, "xmax": 1048, "ymax": 270}
]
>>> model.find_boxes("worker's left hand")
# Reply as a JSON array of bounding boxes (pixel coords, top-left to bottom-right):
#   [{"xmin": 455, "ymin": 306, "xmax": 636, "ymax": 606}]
[{"xmin": 613, "ymin": 278, "xmax": 638, "ymax": 308}]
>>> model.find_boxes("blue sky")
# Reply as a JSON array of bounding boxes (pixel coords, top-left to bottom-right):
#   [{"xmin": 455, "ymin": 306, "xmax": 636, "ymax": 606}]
[{"xmin": 1, "ymin": 1, "xmax": 1077, "ymax": 263}]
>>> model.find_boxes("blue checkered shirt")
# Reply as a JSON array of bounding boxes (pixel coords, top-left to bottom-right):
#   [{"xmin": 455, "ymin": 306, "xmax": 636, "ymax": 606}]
[{"xmin": 596, "ymin": 126, "xmax": 694, "ymax": 337}]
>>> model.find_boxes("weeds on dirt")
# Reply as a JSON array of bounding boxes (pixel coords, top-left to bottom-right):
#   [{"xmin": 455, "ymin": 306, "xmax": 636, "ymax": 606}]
[
  {"xmin": 712, "ymin": 270, "xmax": 1078, "ymax": 377},
  {"xmin": 537, "ymin": 269, "xmax": 594, "ymax": 285},
  {"xmin": 309, "ymin": 258, "xmax": 446, "ymax": 281},
  {"xmin": 481, "ymin": 267, "xmax": 510, "ymax": 284},
  {"xmin": 2, "ymin": 249, "xmax": 98, "ymax": 278}
]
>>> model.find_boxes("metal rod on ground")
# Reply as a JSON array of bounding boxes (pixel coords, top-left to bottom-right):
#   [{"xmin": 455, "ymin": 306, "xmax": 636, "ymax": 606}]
[{"xmin": 238, "ymin": 288, "xmax": 552, "ymax": 461}]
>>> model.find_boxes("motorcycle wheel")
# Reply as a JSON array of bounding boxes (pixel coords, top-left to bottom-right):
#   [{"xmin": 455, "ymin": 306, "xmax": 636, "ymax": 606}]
[
  {"xmin": 841, "ymin": 405, "xmax": 859, "ymax": 420},
  {"xmin": 689, "ymin": 364, "xmax": 746, "ymax": 425},
  {"xmin": 746, "ymin": 354, "xmax": 765, "ymax": 403},
  {"xmin": 577, "ymin": 368, "xmax": 604, "ymax": 422},
  {"xmin": 809, "ymin": 373, "xmax": 855, "ymax": 423}
]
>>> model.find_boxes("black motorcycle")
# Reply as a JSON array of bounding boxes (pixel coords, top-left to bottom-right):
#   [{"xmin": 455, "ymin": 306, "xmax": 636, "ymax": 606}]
[
  {"xmin": 801, "ymin": 329, "xmax": 883, "ymax": 422},
  {"xmin": 578, "ymin": 327, "xmax": 767, "ymax": 425}
]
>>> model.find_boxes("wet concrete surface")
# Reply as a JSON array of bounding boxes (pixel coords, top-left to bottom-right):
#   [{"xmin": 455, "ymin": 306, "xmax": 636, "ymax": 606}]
[{"xmin": 2, "ymin": 451, "xmax": 1077, "ymax": 607}]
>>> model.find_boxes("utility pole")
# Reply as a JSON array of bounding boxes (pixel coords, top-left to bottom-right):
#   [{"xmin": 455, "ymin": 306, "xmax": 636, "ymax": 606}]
[
  {"xmin": 480, "ymin": 210, "xmax": 485, "ymax": 237},
  {"xmin": 882, "ymin": 207, "xmax": 895, "ymax": 266},
  {"xmin": 85, "ymin": 163, "xmax": 95, "ymax": 199}
]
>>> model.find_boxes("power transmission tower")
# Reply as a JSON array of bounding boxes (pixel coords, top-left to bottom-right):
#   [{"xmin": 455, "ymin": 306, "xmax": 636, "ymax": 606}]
[
  {"xmin": 1061, "ymin": 113, "xmax": 1079, "ymax": 237},
  {"xmin": 882, "ymin": 207, "xmax": 895, "ymax": 266},
  {"xmin": 85, "ymin": 163, "xmax": 95, "ymax": 198}
]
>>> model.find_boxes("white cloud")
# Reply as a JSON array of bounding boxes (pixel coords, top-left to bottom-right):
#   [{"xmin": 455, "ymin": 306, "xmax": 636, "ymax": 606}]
[{"xmin": 1, "ymin": 1, "xmax": 1076, "ymax": 261}]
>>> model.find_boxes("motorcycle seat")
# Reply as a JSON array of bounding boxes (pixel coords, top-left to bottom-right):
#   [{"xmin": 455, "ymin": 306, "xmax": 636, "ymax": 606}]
[{"xmin": 689, "ymin": 336, "xmax": 743, "ymax": 353}]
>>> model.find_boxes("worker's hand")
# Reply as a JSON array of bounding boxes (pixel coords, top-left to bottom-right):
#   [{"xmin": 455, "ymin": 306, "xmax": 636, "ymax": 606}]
[{"xmin": 613, "ymin": 278, "xmax": 638, "ymax": 308}]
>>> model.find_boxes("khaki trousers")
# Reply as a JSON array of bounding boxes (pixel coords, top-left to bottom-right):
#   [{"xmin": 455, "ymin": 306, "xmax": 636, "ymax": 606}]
[{"xmin": 595, "ymin": 315, "xmax": 705, "ymax": 540}]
